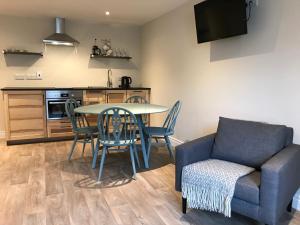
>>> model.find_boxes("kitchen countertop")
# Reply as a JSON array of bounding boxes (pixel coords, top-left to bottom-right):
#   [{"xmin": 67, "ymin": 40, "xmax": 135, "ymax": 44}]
[{"xmin": 1, "ymin": 87, "xmax": 151, "ymax": 91}]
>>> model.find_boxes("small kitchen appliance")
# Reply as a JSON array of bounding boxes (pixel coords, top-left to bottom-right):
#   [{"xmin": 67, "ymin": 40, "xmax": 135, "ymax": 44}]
[{"xmin": 120, "ymin": 76, "xmax": 132, "ymax": 89}]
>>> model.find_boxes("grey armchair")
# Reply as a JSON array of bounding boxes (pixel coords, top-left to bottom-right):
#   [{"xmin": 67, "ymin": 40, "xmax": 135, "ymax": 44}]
[{"xmin": 175, "ymin": 117, "xmax": 300, "ymax": 225}]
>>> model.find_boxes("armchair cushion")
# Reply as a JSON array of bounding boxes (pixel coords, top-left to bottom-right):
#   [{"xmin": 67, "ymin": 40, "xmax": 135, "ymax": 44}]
[
  {"xmin": 212, "ymin": 117, "xmax": 288, "ymax": 168},
  {"xmin": 234, "ymin": 171, "xmax": 260, "ymax": 205}
]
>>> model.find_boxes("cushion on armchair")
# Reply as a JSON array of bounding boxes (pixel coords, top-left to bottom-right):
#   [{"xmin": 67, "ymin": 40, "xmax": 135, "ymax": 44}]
[{"xmin": 211, "ymin": 117, "xmax": 288, "ymax": 168}]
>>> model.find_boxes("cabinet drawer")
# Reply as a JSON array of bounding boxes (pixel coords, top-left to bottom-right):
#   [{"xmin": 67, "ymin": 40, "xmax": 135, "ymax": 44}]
[
  {"xmin": 10, "ymin": 119, "xmax": 44, "ymax": 132},
  {"xmin": 106, "ymin": 91, "xmax": 126, "ymax": 103},
  {"xmin": 47, "ymin": 120, "xmax": 73, "ymax": 137},
  {"xmin": 9, "ymin": 107, "xmax": 44, "ymax": 120},
  {"xmin": 126, "ymin": 90, "xmax": 149, "ymax": 102},
  {"xmin": 8, "ymin": 94, "xmax": 43, "ymax": 107}
]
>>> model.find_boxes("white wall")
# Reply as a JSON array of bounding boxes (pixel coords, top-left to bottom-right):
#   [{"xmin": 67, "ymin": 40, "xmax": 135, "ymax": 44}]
[
  {"xmin": 0, "ymin": 15, "xmax": 142, "ymax": 133},
  {"xmin": 141, "ymin": 0, "xmax": 300, "ymax": 143}
]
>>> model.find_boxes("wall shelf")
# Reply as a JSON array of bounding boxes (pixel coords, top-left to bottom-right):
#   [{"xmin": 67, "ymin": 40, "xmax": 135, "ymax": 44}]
[
  {"xmin": 90, "ymin": 54, "xmax": 132, "ymax": 60},
  {"xmin": 2, "ymin": 50, "xmax": 43, "ymax": 57}
]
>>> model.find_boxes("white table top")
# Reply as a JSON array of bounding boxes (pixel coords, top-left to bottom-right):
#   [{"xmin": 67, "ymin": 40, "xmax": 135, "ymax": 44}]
[{"xmin": 75, "ymin": 103, "xmax": 169, "ymax": 115}]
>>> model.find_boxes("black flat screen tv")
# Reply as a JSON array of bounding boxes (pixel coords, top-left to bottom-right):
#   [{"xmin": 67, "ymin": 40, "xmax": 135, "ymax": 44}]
[{"xmin": 194, "ymin": 0, "xmax": 247, "ymax": 43}]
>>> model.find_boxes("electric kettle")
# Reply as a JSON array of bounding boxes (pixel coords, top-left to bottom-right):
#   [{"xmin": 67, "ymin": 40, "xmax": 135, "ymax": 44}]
[{"xmin": 121, "ymin": 76, "xmax": 132, "ymax": 89}]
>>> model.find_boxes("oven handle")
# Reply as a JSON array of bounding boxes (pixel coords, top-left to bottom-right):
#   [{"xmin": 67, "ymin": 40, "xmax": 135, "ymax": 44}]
[{"xmin": 48, "ymin": 102, "xmax": 66, "ymax": 105}]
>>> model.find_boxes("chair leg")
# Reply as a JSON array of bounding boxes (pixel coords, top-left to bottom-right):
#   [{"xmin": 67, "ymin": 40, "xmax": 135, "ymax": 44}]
[
  {"xmin": 92, "ymin": 139, "xmax": 100, "ymax": 169},
  {"xmin": 164, "ymin": 136, "xmax": 174, "ymax": 159},
  {"xmin": 182, "ymin": 197, "xmax": 187, "ymax": 214},
  {"xmin": 133, "ymin": 144, "xmax": 140, "ymax": 168},
  {"xmin": 81, "ymin": 139, "xmax": 87, "ymax": 158},
  {"xmin": 68, "ymin": 134, "xmax": 78, "ymax": 161},
  {"xmin": 98, "ymin": 146, "xmax": 107, "ymax": 182},
  {"xmin": 129, "ymin": 145, "xmax": 137, "ymax": 179},
  {"xmin": 147, "ymin": 137, "xmax": 152, "ymax": 159},
  {"xmin": 90, "ymin": 135, "xmax": 95, "ymax": 156},
  {"xmin": 155, "ymin": 137, "xmax": 159, "ymax": 143}
]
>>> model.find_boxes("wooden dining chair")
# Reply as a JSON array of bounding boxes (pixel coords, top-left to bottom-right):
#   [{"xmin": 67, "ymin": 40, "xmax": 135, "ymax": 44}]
[
  {"xmin": 94, "ymin": 107, "xmax": 140, "ymax": 181},
  {"xmin": 144, "ymin": 100, "xmax": 182, "ymax": 161},
  {"xmin": 65, "ymin": 99, "xmax": 98, "ymax": 161}
]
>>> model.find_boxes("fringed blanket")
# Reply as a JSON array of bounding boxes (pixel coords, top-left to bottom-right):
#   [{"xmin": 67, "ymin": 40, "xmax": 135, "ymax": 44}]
[{"xmin": 182, "ymin": 159, "xmax": 254, "ymax": 217}]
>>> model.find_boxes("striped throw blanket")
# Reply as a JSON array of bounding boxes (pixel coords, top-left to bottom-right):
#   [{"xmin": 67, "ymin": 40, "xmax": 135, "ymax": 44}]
[{"xmin": 182, "ymin": 159, "xmax": 254, "ymax": 217}]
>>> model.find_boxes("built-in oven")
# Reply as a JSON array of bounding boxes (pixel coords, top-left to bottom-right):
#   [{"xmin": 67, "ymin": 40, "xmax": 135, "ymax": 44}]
[{"xmin": 46, "ymin": 90, "xmax": 83, "ymax": 120}]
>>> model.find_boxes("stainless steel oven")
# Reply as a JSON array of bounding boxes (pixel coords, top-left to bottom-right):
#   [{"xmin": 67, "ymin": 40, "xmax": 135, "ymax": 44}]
[{"xmin": 46, "ymin": 90, "xmax": 83, "ymax": 120}]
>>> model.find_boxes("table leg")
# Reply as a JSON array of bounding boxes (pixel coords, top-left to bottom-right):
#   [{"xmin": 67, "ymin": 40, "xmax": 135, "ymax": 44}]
[{"xmin": 136, "ymin": 115, "xmax": 149, "ymax": 168}]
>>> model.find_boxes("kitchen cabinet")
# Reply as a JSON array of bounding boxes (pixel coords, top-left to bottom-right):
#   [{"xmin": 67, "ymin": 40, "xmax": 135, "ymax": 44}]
[
  {"xmin": 3, "ymin": 91, "xmax": 47, "ymax": 141},
  {"xmin": 126, "ymin": 90, "xmax": 150, "ymax": 102},
  {"xmin": 106, "ymin": 90, "xmax": 126, "ymax": 103},
  {"xmin": 2, "ymin": 87, "xmax": 151, "ymax": 145},
  {"xmin": 47, "ymin": 119, "xmax": 73, "ymax": 138},
  {"xmin": 83, "ymin": 90, "xmax": 106, "ymax": 126}
]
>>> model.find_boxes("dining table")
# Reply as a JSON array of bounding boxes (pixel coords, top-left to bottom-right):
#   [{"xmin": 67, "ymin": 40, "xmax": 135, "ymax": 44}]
[{"xmin": 74, "ymin": 103, "xmax": 169, "ymax": 169}]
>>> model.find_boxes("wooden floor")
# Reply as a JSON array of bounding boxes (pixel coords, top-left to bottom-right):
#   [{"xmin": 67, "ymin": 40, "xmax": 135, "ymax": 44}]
[{"xmin": 0, "ymin": 140, "xmax": 299, "ymax": 225}]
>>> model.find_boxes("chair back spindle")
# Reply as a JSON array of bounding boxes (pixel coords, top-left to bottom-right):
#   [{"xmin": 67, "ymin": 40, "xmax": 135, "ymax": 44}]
[
  {"xmin": 97, "ymin": 107, "xmax": 137, "ymax": 145},
  {"xmin": 163, "ymin": 101, "xmax": 182, "ymax": 135},
  {"xmin": 65, "ymin": 98, "xmax": 89, "ymax": 132}
]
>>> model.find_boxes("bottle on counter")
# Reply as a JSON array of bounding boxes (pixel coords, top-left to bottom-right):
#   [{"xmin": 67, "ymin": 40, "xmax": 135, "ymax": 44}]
[{"xmin": 92, "ymin": 38, "xmax": 101, "ymax": 56}]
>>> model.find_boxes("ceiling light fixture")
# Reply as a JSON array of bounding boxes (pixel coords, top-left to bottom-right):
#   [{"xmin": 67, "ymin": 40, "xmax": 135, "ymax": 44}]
[{"xmin": 105, "ymin": 11, "xmax": 110, "ymax": 16}]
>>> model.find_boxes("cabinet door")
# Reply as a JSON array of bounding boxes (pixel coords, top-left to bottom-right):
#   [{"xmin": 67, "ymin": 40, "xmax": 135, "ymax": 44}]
[
  {"xmin": 106, "ymin": 90, "xmax": 126, "ymax": 103},
  {"xmin": 47, "ymin": 119, "xmax": 73, "ymax": 138},
  {"xmin": 83, "ymin": 90, "xmax": 106, "ymax": 105},
  {"xmin": 126, "ymin": 90, "xmax": 150, "ymax": 102},
  {"xmin": 4, "ymin": 91, "xmax": 47, "ymax": 140},
  {"xmin": 83, "ymin": 90, "xmax": 107, "ymax": 126}
]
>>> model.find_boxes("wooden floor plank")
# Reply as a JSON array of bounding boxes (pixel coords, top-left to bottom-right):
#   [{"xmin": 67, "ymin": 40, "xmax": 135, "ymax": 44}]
[{"xmin": 0, "ymin": 140, "xmax": 299, "ymax": 225}]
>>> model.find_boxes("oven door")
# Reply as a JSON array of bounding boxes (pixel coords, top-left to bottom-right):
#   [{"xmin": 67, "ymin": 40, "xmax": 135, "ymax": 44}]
[{"xmin": 46, "ymin": 99, "xmax": 82, "ymax": 120}]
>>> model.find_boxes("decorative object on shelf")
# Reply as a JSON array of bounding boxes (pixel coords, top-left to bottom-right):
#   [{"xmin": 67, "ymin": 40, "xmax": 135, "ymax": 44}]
[
  {"xmin": 90, "ymin": 54, "xmax": 132, "ymax": 60},
  {"xmin": 92, "ymin": 38, "xmax": 101, "ymax": 56},
  {"xmin": 101, "ymin": 39, "xmax": 112, "ymax": 56},
  {"xmin": 2, "ymin": 49, "xmax": 43, "ymax": 56}
]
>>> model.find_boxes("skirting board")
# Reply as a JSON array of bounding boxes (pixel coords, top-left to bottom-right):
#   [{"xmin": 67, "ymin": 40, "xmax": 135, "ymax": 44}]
[{"xmin": 169, "ymin": 136, "xmax": 184, "ymax": 147}]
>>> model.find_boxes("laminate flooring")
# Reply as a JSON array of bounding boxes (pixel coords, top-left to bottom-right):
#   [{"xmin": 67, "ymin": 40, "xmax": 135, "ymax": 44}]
[{"xmin": 0, "ymin": 141, "xmax": 299, "ymax": 225}]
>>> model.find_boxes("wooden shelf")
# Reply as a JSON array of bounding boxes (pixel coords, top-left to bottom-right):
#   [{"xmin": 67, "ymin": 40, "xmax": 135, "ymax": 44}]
[
  {"xmin": 2, "ymin": 50, "xmax": 43, "ymax": 57},
  {"xmin": 90, "ymin": 54, "xmax": 132, "ymax": 60}
]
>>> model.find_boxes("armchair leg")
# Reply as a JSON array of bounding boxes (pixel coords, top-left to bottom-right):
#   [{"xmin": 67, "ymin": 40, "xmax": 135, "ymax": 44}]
[
  {"xmin": 182, "ymin": 197, "xmax": 187, "ymax": 214},
  {"xmin": 287, "ymin": 200, "xmax": 293, "ymax": 212}
]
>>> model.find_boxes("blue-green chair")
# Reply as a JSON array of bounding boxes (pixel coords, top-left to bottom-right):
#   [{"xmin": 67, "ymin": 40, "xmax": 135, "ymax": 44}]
[
  {"xmin": 125, "ymin": 95, "xmax": 149, "ymax": 124},
  {"xmin": 65, "ymin": 99, "xmax": 98, "ymax": 161},
  {"xmin": 94, "ymin": 107, "xmax": 140, "ymax": 181},
  {"xmin": 144, "ymin": 101, "xmax": 182, "ymax": 161}
]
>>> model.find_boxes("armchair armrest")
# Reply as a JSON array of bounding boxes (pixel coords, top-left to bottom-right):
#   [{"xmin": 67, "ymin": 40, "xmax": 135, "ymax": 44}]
[
  {"xmin": 175, "ymin": 133, "xmax": 215, "ymax": 191},
  {"xmin": 260, "ymin": 144, "xmax": 300, "ymax": 225}
]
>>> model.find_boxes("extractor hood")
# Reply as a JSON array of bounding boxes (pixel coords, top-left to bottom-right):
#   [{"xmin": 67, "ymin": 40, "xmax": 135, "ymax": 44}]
[{"xmin": 43, "ymin": 17, "xmax": 79, "ymax": 46}]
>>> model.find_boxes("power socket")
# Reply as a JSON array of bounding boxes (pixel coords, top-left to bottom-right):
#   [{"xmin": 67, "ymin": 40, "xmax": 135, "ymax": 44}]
[{"xmin": 36, "ymin": 71, "xmax": 42, "ymax": 80}]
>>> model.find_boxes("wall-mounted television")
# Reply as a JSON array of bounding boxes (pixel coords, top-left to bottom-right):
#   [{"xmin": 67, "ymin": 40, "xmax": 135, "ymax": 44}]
[{"xmin": 194, "ymin": 0, "xmax": 248, "ymax": 43}]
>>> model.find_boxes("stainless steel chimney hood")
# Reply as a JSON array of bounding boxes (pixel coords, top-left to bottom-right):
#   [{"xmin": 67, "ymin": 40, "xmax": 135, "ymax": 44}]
[{"xmin": 43, "ymin": 17, "xmax": 79, "ymax": 46}]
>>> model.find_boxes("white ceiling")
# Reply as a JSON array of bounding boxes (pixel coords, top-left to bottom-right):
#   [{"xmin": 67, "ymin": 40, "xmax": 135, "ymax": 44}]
[{"xmin": 0, "ymin": 0, "xmax": 190, "ymax": 25}]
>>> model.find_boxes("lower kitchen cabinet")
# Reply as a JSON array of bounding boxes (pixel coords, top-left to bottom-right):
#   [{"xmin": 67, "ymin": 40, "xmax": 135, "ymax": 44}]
[
  {"xmin": 106, "ymin": 90, "xmax": 127, "ymax": 103},
  {"xmin": 2, "ymin": 88, "xmax": 151, "ymax": 144},
  {"xmin": 3, "ymin": 91, "xmax": 47, "ymax": 141},
  {"xmin": 83, "ymin": 90, "xmax": 106, "ymax": 126},
  {"xmin": 47, "ymin": 119, "xmax": 73, "ymax": 138}
]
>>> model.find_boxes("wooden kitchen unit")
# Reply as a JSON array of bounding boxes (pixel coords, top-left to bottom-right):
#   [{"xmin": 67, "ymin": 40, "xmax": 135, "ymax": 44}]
[
  {"xmin": 3, "ymin": 90, "xmax": 47, "ymax": 141},
  {"xmin": 2, "ymin": 87, "xmax": 151, "ymax": 145}
]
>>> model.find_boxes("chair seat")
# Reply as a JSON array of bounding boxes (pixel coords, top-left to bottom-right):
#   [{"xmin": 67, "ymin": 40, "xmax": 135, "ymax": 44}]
[
  {"xmin": 234, "ymin": 171, "xmax": 260, "ymax": 205},
  {"xmin": 75, "ymin": 126, "xmax": 98, "ymax": 135},
  {"xmin": 144, "ymin": 127, "xmax": 170, "ymax": 136}
]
